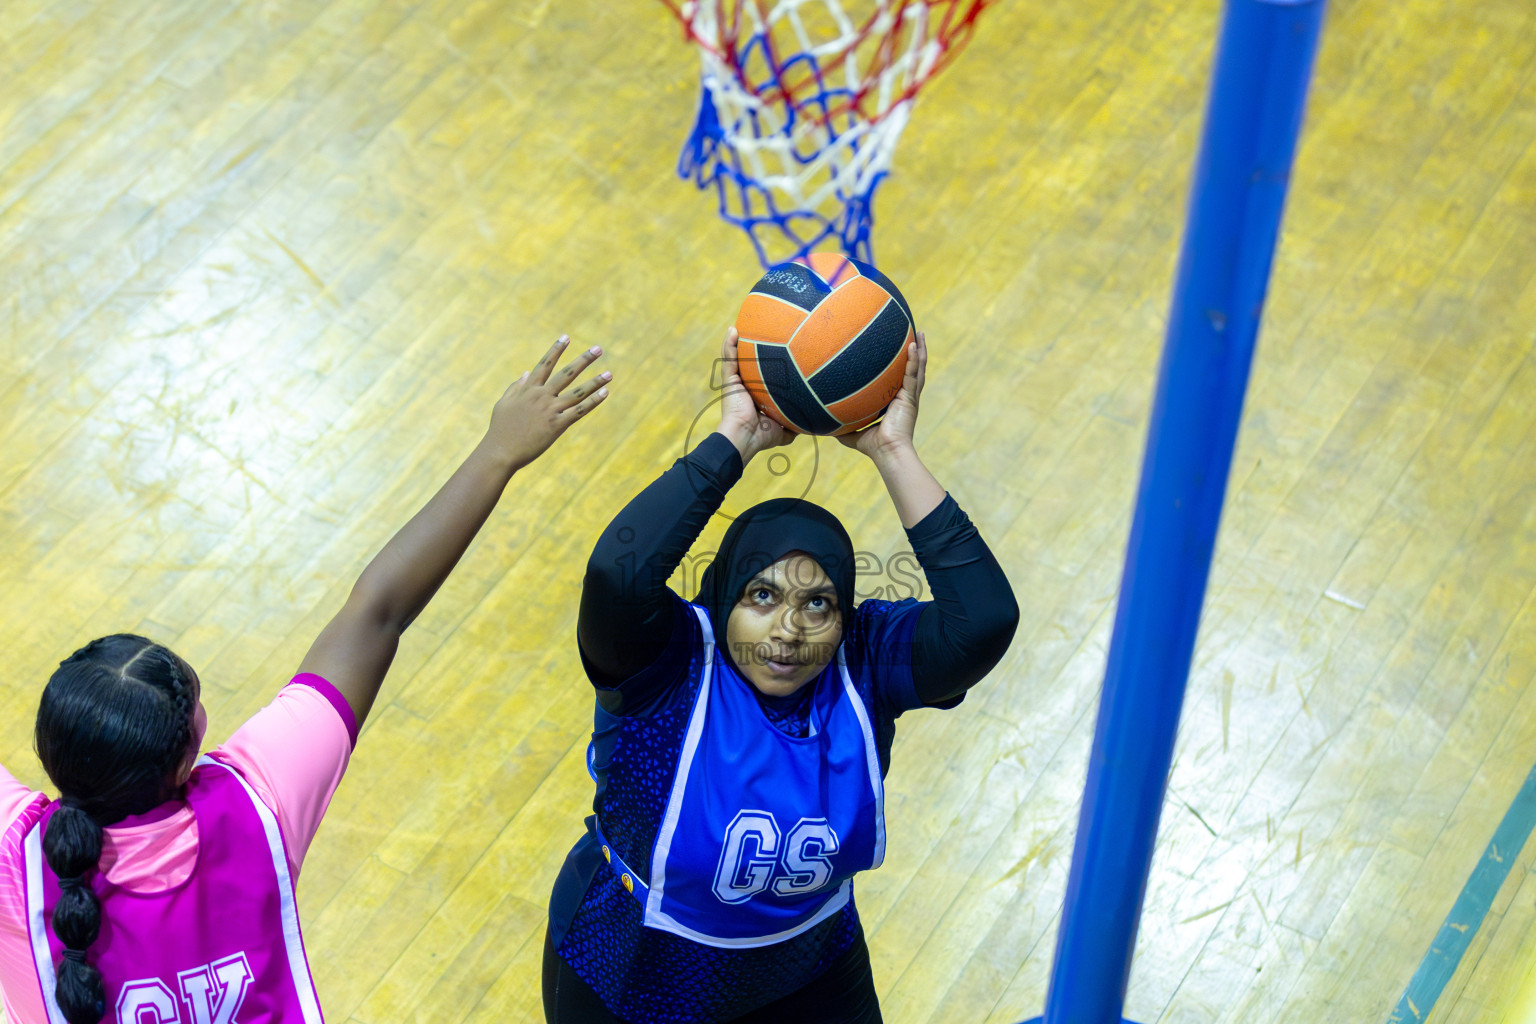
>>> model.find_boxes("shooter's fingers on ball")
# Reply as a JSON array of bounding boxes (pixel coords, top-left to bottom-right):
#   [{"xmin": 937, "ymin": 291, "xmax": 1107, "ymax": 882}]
[
  {"xmin": 904, "ymin": 336, "xmax": 925, "ymax": 402},
  {"xmin": 758, "ymin": 413, "xmax": 795, "ymax": 448},
  {"xmin": 835, "ymin": 425, "xmax": 866, "ymax": 449},
  {"xmin": 721, "ymin": 327, "xmax": 742, "ymax": 383}
]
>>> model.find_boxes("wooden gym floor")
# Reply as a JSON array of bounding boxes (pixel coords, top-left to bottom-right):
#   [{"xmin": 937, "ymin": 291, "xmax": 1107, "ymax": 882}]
[{"xmin": 3, "ymin": 0, "xmax": 1536, "ymax": 1020}]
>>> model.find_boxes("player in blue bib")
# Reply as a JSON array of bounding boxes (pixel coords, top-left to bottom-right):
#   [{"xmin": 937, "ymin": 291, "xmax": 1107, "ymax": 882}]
[{"xmin": 545, "ymin": 329, "xmax": 1019, "ymax": 1023}]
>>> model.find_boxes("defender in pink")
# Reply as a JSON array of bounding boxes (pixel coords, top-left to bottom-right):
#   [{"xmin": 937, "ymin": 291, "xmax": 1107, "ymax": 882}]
[{"xmin": 0, "ymin": 337, "xmax": 611, "ymax": 1024}]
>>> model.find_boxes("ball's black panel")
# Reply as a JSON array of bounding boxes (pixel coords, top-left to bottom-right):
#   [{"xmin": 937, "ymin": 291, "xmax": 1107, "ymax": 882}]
[
  {"xmin": 757, "ymin": 345, "xmax": 841, "ymax": 434},
  {"xmin": 749, "ymin": 261, "xmax": 832, "ymax": 313},
  {"xmin": 849, "ymin": 258, "xmax": 915, "ymax": 331},
  {"xmin": 808, "ymin": 300, "xmax": 909, "ymax": 405}
]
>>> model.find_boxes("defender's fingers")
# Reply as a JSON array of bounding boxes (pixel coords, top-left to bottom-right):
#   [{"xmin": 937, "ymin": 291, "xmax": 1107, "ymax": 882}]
[
  {"xmin": 557, "ymin": 370, "xmax": 613, "ymax": 409},
  {"xmin": 531, "ymin": 335, "xmax": 570, "ymax": 385},
  {"xmin": 560, "ymin": 384, "xmax": 610, "ymax": 421},
  {"xmin": 552, "ymin": 344, "xmax": 603, "ymax": 394}
]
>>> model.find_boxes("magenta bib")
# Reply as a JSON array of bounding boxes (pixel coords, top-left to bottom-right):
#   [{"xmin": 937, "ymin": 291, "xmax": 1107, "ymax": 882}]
[{"xmin": 22, "ymin": 756, "xmax": 324, "ymax": 1024}]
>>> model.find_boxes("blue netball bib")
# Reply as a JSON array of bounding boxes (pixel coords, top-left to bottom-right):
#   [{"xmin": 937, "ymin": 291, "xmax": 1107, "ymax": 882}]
[{"xmin": 623, "ymin": 605, "xmax": 886, "ymax": 948}]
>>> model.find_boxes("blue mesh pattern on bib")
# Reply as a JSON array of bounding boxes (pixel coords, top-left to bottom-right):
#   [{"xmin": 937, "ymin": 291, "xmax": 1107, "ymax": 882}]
[
  {"xmin": 592, "ymin": 685, "xmax": 702, "ymax": 880},
  {"xmin": 559, "ymin": 873, "xmax": 859, "ymax": 1023},
  {"xmin": 756, "ymin": 687, "xmax": 815, "ymax": 739}
]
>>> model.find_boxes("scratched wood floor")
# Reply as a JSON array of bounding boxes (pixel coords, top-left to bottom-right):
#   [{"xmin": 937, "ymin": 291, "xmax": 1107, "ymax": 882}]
[{"xmin": 3, "ymin": 0, "xmax": 1536, "ymax": 1021}]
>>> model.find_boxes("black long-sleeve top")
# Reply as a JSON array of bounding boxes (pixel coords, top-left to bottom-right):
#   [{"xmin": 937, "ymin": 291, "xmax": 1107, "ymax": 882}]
[
  {"xmin": 548, "ymin": 435, "xmax": 1019, "ymax": 1020},
  {"xmin": 577, "ymin": 432, "xmax": 1019, "ymax": 713}
]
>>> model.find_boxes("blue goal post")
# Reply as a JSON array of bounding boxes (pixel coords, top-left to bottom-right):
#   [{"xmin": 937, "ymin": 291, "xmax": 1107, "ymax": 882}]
[{"xmin": 1023, "ymin": 1, "xmax": 1328, "ymax": 1022}]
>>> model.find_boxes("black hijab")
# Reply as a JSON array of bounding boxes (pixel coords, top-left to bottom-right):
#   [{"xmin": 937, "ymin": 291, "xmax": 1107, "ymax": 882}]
[{"xmin": 694, "ymin": 498, "xmax": 856, "ymax": 674}]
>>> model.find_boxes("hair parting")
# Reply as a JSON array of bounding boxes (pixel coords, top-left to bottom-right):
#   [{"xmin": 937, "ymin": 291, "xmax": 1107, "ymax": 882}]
[{"xmin": 35, "ymin": 634, "xmax": 199, "ymax": 1024}]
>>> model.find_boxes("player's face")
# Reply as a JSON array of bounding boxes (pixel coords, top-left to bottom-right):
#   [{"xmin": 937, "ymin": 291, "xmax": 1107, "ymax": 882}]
[{"xmin": 726, "ymin": 554, "xmax": 843, "ymax": 697}]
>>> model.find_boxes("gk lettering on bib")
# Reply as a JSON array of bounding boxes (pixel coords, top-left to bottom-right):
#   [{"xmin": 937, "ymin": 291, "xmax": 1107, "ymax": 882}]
[
  {"xmin": 116, "ymin": 953, "xmax": 253, "ymax": 1024},
  {"xmin": 23, "ymin": 758, "xmax": 324, "ymax": 1024}
]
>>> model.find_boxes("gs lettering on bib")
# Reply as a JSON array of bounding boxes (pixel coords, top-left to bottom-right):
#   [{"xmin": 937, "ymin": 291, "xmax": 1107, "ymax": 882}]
[
  {"xmin": 22, "ymin": 758, "xmax": 325, "ymax": 1024},
  {"xmin": 603, "ymin": 604, "xmax": 886, "ymax": 948},
  {"xmin": 711, "ymin": 812, "xmax": 842, "ymax": 904}
]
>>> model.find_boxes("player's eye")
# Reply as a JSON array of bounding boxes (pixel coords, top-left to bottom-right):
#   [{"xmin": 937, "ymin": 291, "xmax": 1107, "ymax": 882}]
[{"xmin": 753, "ymin": 588, "xmax": 773, "ymax": 603}]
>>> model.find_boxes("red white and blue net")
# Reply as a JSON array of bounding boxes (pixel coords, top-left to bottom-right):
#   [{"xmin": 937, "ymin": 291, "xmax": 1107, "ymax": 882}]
[{"xmin": 661, "ymin": 0, "xmax": 990, "ymax": 267}]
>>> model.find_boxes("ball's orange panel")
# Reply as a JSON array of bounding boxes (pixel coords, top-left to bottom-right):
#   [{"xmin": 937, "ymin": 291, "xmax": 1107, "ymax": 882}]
[
  {"xmin": 735, "ymin": 293, "xmax": 810, "ymax": 346},
  {"xmin": 736, "ymin": 339, "xmax": 799, "ymax": 432},
  {"xmin": 789, "ymin": 277, "xmax": 893, "ymax": 378},
  {"xmin": 825, "ymin": 328, "xmax": 910, "ymax": 427},
  {"xmin": 801, "ymin": 251, "xmax": 858, "ymax": 288}
]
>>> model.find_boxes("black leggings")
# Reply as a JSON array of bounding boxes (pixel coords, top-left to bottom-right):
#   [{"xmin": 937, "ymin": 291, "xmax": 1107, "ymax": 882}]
[{"xmin": 542, "ymin": 926, "xmax": 883, "ymax": 1024}]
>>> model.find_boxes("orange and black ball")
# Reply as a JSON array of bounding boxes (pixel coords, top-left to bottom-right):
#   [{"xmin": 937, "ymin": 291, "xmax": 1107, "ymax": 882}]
[{"xmin": 733, "ymin": 253, "xmax": 915, "ymax": 436}]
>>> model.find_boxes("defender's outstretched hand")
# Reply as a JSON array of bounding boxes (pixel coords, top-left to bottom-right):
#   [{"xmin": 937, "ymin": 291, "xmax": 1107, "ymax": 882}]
[
  {"xmin": 487, "ymin": 335, "xmax": 611, "ymax": 469},
  {"xmin": 299, "ymin": 334, "xmax": 611, "ymax": 727}
]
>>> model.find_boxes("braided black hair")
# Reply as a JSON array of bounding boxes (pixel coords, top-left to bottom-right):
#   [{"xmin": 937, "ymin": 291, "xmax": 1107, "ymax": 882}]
[{"xmin": 34, "ymin": 635, "xmax": 198, "ymax": 1024}]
